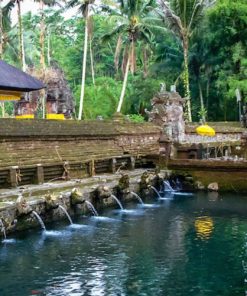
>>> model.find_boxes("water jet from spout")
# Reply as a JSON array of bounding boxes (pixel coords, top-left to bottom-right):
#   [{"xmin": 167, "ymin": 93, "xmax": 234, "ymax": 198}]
[
  {"xmin": 131, "ymin": 192, "xmax": 144, "ymax": 205},
  {"xmin": 0, "ymin": 219, "xmax": 6, "ymax": 240},
  {"xmin": 58, "ymin": 205, "xmax": 73, "ymax": 225},
  {"xmin": 150, "ymin": 186, "xmax": 162, "ymax": 199},
  {"xmin": 163, "ymin": 180, "xmax": 176, "ymax": 192},
  {"xmin": 111, "ymin": 195, "xmax": 124, "ymax": 210},
  {"xmin": 85, "ymin": 201, "xmax": 99, "ymax": 216},
  {"xmin": 32, "ymin": 211, "xmax": 46, "ymax": 231}
]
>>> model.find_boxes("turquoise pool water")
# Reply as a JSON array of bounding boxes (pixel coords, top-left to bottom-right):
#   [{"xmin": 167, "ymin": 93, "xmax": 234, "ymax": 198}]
[{"xmin": 0, "ymin": 192, "xmax": 247, "ymax": 295}]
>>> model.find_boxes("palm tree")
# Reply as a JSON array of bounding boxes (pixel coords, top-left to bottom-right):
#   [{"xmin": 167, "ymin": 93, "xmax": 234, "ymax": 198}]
[
  {"xmin": 157, "ymin": 0, "xmax": 212, "ymax": 122},
  {"xmin": 67, "ymin": 0, "xmax": 95, "ymax": 120},
  {"xmin": 0, "ymin": 0, "xmax": 3, "ymax": 59},
  {"xmin": 34, "ymin": 0, "xmax": 62, "ymax": 71},
  {"xmin": 102, "ymin": 0, "xmax": 159, "ymax": 113},
  {"xmin": 4, "ymin": 0, "xmax": 26, "ymax": 70}
]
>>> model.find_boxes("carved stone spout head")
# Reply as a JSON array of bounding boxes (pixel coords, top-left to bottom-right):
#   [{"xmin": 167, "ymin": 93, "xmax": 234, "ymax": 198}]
[
  {"xmin": 70, "ymin": 188, "xmax": 85, "ymax": 205},
  {"xmin": 16, "ymin": 195, "xmax": 32, "ymax": 216},
  {"xmin": 140, "ymin": 171, "xmax": 153, "ymax": 190},
  {"xmin": 118, "ymin": 174, "xmax": 130, "ymax": 194},
  {"xmin": 44, "ymin": 193, "xmax": 59, "ymax": 210},
  {"xmin": 96, "ymin": 185, "xmax": 112, "ymax": 199}
]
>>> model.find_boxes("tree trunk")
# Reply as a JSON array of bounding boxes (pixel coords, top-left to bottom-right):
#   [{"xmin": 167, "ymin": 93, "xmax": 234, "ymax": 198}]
[
  {"xmin": 117, "ymin": 47, "xmax": 130, "ymax": 113},
  {"xmin": 47, "ymin": 26, "xmax": 51, "ymax": 67},
  {"xmin": 0, "ymin": 0, "xmax": 3, "ymax": 59},
  {"xmin": 40, "ymin": 0, "xmax": 45, "ymax": 71},
  {"xmin": 130, "ymin": 40, "xmax": 136, "ymax": 74},
  {"xmin": 143, "ymin": 46, "xmax": 148, "ymax": 78},
  {"xmin": 1, "ymin": 102, "xmax": 5, "ymax": 118},
  {"xmin": 89, "ymin": 38, "xmax": 95, "ymax": 86},
  {"xmin": 114, "ymin": 35, "xmax": 122, "ymax": 74},
  {"xmin": 17, "ymin": 0, "xmax": 26, "ymax": 71},
  {"xmin": 78, "ymin": 8, "xmax": 89, "ymax": 120},
  {"xmin": 183, "ymin": 37, "xmax": 192, "ymax": 122},
  {"xmin": 198, "ymin": 80, "xmax": 205, "ymax": 122}
]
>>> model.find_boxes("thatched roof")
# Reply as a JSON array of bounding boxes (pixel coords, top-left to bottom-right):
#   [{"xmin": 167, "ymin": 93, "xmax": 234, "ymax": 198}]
[{"xmin": 0, "ymin": 60, "xmax": 45, "ymax": 92}]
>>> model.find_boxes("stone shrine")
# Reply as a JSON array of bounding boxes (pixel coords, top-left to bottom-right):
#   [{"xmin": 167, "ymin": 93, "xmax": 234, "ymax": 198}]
[{"xmin": 147, "ymin": 86, "xmax": 186, "ymax": 143}]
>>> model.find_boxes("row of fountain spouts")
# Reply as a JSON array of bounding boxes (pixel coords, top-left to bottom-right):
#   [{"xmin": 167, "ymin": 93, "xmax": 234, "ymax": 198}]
[{"xmin": 0, "ymin": 180, "xmax": 178, "ymax": 241}]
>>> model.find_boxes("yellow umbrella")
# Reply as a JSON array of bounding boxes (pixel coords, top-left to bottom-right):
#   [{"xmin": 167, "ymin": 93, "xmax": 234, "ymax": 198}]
[
  {"xmin": 0, "ymin": 90, "xmax": 21, "ymax": 101},
  {"xmin": 196, "ymin": 124, "xmax": 216, "ymax": 137}
]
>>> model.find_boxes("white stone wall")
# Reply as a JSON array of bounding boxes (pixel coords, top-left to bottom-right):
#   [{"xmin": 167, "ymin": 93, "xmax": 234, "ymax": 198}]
[{"xmin": 183, "ymin": 133, "xmax": 242, "ymax": 144}]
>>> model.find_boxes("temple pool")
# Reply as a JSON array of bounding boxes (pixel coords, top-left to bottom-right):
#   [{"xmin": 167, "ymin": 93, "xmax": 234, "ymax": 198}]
[{"xmin": 0, "ymin": 192, "xmax": 247, "ymax": 295}]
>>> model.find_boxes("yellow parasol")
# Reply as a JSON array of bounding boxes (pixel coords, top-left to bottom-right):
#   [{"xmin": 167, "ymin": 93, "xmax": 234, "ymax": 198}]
[
  {"xmin": 196, "ymin": 124, "xmax": 216, "ymax": 137},
  {"xmin": 0, "ymin": 90, "xmax": 21, "ymax": 101}
]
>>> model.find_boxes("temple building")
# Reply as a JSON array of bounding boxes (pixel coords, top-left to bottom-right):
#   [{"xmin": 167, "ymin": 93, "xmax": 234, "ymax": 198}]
[{"xmin": 0, "ymin": 60, "xmax": 75, "ymax": 119}]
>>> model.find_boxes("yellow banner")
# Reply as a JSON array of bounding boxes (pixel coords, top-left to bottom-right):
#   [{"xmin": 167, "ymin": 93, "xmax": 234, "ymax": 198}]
[
  {"xmin": 15, "ymin": 115, "xmax": 34, "ymax": 119},
  {"xmin": 46, "ymin": 113, "xmax": 65, "ymax": 120}
]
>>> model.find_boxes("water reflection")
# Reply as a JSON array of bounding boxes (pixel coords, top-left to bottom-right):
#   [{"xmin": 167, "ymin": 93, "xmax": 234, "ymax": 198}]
[{"xmin": 194, "ymin": 216, "xmax": 214, "ymax": 240}]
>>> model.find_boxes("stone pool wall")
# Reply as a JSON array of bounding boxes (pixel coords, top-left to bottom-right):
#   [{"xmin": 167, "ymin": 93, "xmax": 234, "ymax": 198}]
[
  {"xmin": 0, "ymin": 119, "xmax": 162, "ymax": 188},
  {"xmin": 166, "ymin": 159, "xmax": 247, "ymax": 192},
  {"xmin": 0, "ymin": 169, "xmax": 167, "ymax": 236}
]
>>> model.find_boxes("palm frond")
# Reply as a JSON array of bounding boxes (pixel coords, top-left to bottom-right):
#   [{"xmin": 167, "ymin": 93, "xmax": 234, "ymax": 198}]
[
  {"xmin": 140, "ymin": 0, "xmax": 157, "ymax": 14},
  {"xmin": 188, "ymin": 0, "xmax": 205, "ymax": 32},
  {"xmin": 157, "ymin": 0, "xmax": 183, "ymax": 39},
  {"xmin": 101, "ymin": 23, "xmax": 127, "ymax": 43},
  {"xmin": 2, "ymin": 1, "xmax": 15, "ymax": 32}
]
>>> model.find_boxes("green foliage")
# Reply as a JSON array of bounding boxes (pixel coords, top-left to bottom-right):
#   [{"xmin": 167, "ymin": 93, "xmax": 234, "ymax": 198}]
[
  {"xmin": 74, "ymin": 77, "xmax": 122, "ymax": 119},
  {"xmin": 127, "ymin": 114, "xmax": 145, "ymax": 123},
  {"xmin": 204, "ymin": 0, "xmax": 247, "ymax": 120},
  {"xmin": 1, "ymin": 0, "xmax": 246, "ymax": 122}
]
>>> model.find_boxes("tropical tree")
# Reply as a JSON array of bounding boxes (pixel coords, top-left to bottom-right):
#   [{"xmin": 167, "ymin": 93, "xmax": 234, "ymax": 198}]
[
  {"xmin": 0, "ymin": 0, "xmax": 3, "ymax": 59},
  {"xmin": 102, "ymin": 0, "xmax": 160, "ymax": 113},
  {"xmin": 157, "ymin": 0, "xmax": 214, "ymax": 122},
  {"xmin": 4, "ymin": 0, "xmax": 26, "ymax": 70},
  {"xmin": 67, "ymin": 0, "xmax": 95, "ymax": 120},
  {"xmin": 0, "ymin": 0, "xmax": 13, "ymax": 59},
  {"xmin": 34, "ymin": 0, "xmax": 62, "ymax": 71}
]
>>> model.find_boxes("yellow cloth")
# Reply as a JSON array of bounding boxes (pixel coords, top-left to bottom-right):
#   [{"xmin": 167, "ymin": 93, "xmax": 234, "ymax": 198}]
[{"xmin": 196, "ymin": 124, "xmax": 216, "ymax": 137}]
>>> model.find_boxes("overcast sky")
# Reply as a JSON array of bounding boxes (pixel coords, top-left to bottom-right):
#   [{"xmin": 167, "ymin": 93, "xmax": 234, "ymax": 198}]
[{"xmin": 2, "ymin": 0, "xmax": 75, "ymax": 24}]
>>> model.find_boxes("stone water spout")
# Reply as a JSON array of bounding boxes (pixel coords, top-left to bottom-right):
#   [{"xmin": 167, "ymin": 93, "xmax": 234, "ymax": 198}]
[
  {"xmin": 117, "ymin": 174, "xmax": 130, "ymax": 195},
  {"xmin": 16, "ymin": 195, "xmax": 32, "ymax": 216},
  {"xmin": 139, "ymin": 171, "xmax": 155, "ymax": 198},
  {"xmin": 96, "ymin": 185, "xmax": 112, "ymax": 200},
  {"xmin": 70, "ymin": 188, "xmax": 85, "ymax": 205},
  {"xmin": 44, "ymin": 193, "xmax": 59, "ymax": 211},
  {"xmin": 151, "ymin": 168, "xmax": 164, "ymax": 192}
]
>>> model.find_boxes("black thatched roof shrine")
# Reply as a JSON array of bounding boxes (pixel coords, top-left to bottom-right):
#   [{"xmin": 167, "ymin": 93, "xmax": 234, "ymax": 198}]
[{"xmin": 0, "ymin": 60, "xmax": 45, "ymax": 92}]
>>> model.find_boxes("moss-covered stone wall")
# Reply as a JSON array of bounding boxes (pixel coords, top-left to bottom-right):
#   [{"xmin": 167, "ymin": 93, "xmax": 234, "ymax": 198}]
[{"xmin": 0, "ymin": 119, "xmax": 162, "ymax": 188}]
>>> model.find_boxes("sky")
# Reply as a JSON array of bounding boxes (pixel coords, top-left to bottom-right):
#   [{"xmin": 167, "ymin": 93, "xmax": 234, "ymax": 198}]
[{"xmin": 2, "ymin": 0, "xmax": 76, "ymax": 24}]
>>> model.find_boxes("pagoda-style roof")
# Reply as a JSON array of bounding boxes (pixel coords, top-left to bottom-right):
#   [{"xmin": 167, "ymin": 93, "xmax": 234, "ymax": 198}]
[{"xmin": 0, "ymin": 60, "xmax": 45, "ymax": 92}]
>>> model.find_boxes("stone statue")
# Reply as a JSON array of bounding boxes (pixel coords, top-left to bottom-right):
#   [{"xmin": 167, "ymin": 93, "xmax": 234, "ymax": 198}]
[{"xmin": 146, "ymin": 85, "xmax": 186, "ymax": 142}]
